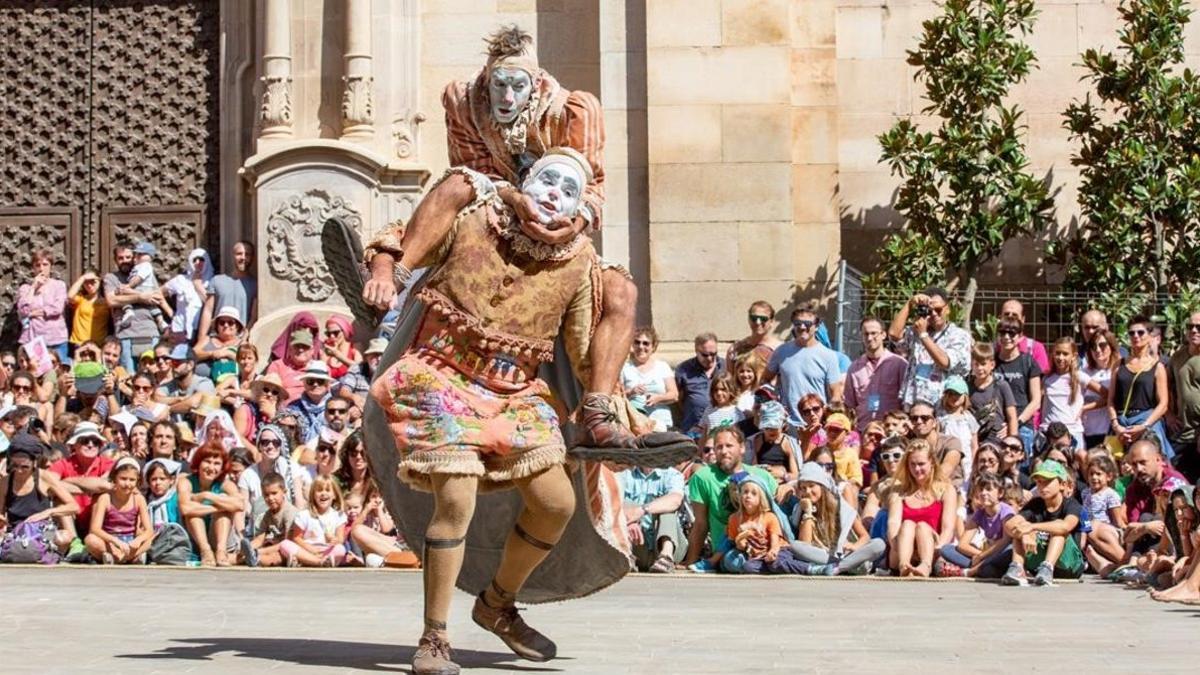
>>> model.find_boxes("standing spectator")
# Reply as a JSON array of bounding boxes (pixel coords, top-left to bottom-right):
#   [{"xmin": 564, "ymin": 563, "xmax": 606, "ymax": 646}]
[
  {"xmin": 320, "ymin": 316, "xmax": 361, "ymax": 380},
  {"xmin": 66, "ymin": 269, "xmax": 109, "ymax": 355},
  {"xmin": 618, "ymin": 464, "xmax": 687, "ymax": 573},
  {"xmin": 1169, "ymin": 311, "xmax": 1200, "ymax": 472},
  {"xmin": 286, "ymin": 361, "xmax": 334, "ymax": 444},
  {"xmin": 1109, "ymin": 316, "xmax": 1171, "ymax": 458},
  {"xmin": 194, "ymin": 306, "xmax": 244, "ymax": 381},
  {"xmin": 16, "ymin": 249, "xmax": 69, "ymax": 361},
  {"xmin": 103, "ymin": 242, "xmax": 165, "ymax": 373},
  {"xmin": 994, "ymin": 318, "xmax": 1043, "ymax": 457},
  {"xmin": 725, "ymin": 300, "xmax": 781, "ymax": 364},
  {"xmin": 681, "ymin": 426, "xmax": 778, "ymax": 571},
  {"xmin": 1082, "ymin": 329, "xmax": 1119, "ymax": 449},
  {"xmin": 888, "ymin": 287, "xmax": 971, "ymax": 407},
  {"xmin": 673, "ymin": 332, "xmax": 722, "ymax": 433},
  {"xmin": 1041, "ymin": 338, "xmax": 1103, "ymax": 451},
  {"xmin": 161, "ymin": 249, "xmax": 213, "ymax": 346},
  {"xmin": 998, "ymin": 299, "xmax": 1049, "ymax": 373},
  {"xmin": 196, "ymin": 240, "xmax": 258, "ymax": 338},
  {"xmin": 766, "ymin": 307, "xmax": 843, "ymax": 429},
  {"xmin": 844, "ymin": 316, "xmax": 906, "ymax": 431},
  {"xmin": 47, "ymin": 421, "xmax": 116, "ymax": 533}
]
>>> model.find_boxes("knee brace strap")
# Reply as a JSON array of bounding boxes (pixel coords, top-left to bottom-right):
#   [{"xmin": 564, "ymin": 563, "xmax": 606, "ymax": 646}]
[
  {"xmin": 424, "ymin": 537, "xmax": 465, "ymax": 550},
  {"xmin": 513, "ymin": 522, "xmax": 555, "ymax": 552}
]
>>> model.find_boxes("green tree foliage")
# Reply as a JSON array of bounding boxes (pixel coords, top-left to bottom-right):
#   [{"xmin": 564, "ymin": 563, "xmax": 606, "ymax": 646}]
[
  {"xmin": 870, "ymin": 0, "xmax": 1056, "ymax": 326},
  {"xmin": 1054, "ymin": 0, "xmax": 1200, "ymax": 332}
]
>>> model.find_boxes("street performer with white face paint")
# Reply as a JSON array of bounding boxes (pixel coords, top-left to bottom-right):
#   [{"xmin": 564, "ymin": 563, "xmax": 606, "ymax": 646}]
[
  {"xmin": 364, "ymin": 150, "xmax": 689, "ymax": 675},
  {"xmin": 355, "ymin": 25, "xmax": 682, "ymax": 457}
]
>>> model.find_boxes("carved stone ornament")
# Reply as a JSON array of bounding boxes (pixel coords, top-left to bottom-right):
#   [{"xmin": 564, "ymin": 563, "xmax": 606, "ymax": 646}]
[
  {"xmin": 266, "ymin": 190, "xmax": 362, "ymax": 301},
  {"xmin": 260, "ymin": 74, "xmax": 293, "ymax": 129},
  {"xmin": 342, "ymin": 75, "xmax": 375, "ymax": 129},
  {"xmin": 392, "ymin": 109, "xmax": 426, "ymax": 159}
]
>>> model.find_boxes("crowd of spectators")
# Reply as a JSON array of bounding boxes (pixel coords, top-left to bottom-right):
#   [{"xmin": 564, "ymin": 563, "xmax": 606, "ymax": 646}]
[
  {"xmin": 0, "ymin": 242, "xmax": 416, "ymax": 569},
  {"xmin": 6, "ymin": 246, "xmax": 1200, "ymax": 599},
  {"xmin": 618, "ymin": 292, "xmax": 1200, "ymax": 600}
]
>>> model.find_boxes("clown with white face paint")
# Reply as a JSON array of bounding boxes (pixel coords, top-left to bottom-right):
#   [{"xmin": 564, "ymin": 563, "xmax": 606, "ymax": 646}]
[
  {"xmin": 523, "ymin": 159, "xmax": 583, "ymax": 225},
  {"xmin": 488, "ymin": 67, "xmax": 533, "ymax": 125}
]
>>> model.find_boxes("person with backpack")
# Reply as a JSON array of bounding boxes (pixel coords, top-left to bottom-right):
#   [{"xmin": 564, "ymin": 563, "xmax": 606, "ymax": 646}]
[{"xmin": 0, "ymin": 433, "xmax": 78, "ymax": 563}]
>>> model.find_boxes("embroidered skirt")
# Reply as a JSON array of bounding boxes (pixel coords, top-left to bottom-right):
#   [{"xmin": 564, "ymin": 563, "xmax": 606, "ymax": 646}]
[{"xmin": 370, "ymin": 348, "xmax": 567, "ymax": 492}]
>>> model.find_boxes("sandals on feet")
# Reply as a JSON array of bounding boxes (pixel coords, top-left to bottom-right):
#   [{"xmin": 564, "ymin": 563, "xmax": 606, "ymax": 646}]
[{"xmin": 649, "ymin": 554, "xmax": 674, "ymax": 574}]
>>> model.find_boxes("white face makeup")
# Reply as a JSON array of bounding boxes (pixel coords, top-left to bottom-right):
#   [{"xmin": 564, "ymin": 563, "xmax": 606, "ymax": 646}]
[
  {"xmin": 522, "ymin": 160, "xmax": 583, "ymax": 224},
  {"xmin": 489, "ymin": 67, "xmax": 533, "ymax": 124}
]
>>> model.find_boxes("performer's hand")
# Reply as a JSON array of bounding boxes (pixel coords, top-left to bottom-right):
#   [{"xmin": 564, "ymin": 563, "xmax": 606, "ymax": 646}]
[
  {"xmin": 519, "ymin": 211, "xmax": 587, "ymax": 246},
  {"xmin": 362, "ymin": 275, "xmax": 397, "ymax": 311}
]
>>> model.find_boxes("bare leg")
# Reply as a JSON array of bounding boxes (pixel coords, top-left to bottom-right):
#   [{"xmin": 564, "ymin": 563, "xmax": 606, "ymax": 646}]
[
  {"xmin": 896, "ymin": 520, "xmax": 917, "ymax": 576},
  {"xmin": 586, "ymin": 270, "xmax": 636, "ymax": 395},
  {"xmin": 913, "ymin": 522, "xmax": 936, "ymax": 577},
  {"xmin": 351, "ymin": 523, "xmax": 402, "ymax": 556},
  {"xmin": 83, "ymin": 533, "xmax": 108, "ymax": 562},
  {"xmin": 1088, "ymin": 522, "xmax": 1124, "ymax": 564},
  {"xmin": 211, "ymin": 514, "xmax": 233, "ymax": 566},
  {"xmin": 1152, "ymin": 551, "xmax": 1200, "ymax": 603},
  {"xmin": 185, "ymin": 516, "xmax": 215, "ymax": 566}
]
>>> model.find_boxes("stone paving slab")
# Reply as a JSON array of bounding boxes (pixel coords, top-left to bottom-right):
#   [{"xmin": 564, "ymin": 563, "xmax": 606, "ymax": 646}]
[{"xmin": 0, "ymin": 567, "xmax": 1192, "ymax": 674}]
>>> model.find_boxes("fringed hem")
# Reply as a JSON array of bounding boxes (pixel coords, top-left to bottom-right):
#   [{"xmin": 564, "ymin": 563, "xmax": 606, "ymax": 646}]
[{"xmin": 397, "ymin": 444, "xmax": 567, "ymax": 494}]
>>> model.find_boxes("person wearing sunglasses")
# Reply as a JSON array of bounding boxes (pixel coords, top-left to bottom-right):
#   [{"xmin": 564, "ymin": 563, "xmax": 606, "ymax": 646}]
[
  {"xmin": 995, "ymin": 317, "xmax": 1043, "ymax": 459},
  {"xmin": 862, "ymin": 435, "xmax": 907, "ymax": 532},
  {"xmin": 997, "ymin": 299, "xmax": 1050, "ymax": 373},
  {"xmin": 47, "ymin": 421, "xmax": 117, "ymax": 534},
  {"xmin": 672, "ymin": 331, "xmax": 721, "ymax": 433},
  {"xmin": 0, "ymin": 433, "xmax": 80, "ymax": 561},
  {"xmin": 888, "ymin": 286, "xmax": 971, "ymax": 408},
  {"xmin": 907, "ymin": 400, "xmax": 964, "ymax": 493},
  {"xmin": 1082, "ymin": 329, "xmax": 1120, "ymax": 449},
  {"xmin": 1167, "ymin": 311, "xmax": 1200, "ymax": 469},
  {"xmin": 726, "ymin": 300, "xmax": 781, "ymax": 365},
  {"xmin": 766, "ymin": 307, "xmax": 844, "ymax": 430},
  {"xmin": 321, "ymin": 315, "xmax": 361, "ymax": 380},
  {"xmin": 1109, "ymin": 315, "xmax": 1172, "ymax": 457}
]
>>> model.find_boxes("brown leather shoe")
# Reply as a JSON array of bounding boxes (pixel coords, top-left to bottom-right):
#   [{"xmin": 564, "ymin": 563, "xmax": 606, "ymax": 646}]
[
  {"xmin": 471, "ymin": 593, "xmax": 556, "ymax": 662},
  {"xmin": 569, "ymin": 393, "xmax": 699, "ymax": 468},
  {"xmin": 383, "ymin": 549, "xmax": 421, "ymax": 569},
  {"xmin": 412, "ymin": 631, "xmax": 460, "ymax": 675}
]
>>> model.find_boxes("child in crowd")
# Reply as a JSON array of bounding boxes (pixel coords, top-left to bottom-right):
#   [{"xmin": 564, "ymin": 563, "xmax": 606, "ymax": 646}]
[
  {"xmin": 228, "ymin": 448, "xmax": 262, "ymax": 538},
  {"xmin": 117, "ymin": 241, "xmax": 168, "ymax": 333},
  {"xmin": 348, "ymin": 489, "xmax": 420, "ymax": 569},
  {"xmin": 1001, "ymin": 459, "xmax": 1085, "ymax": 585},
  {"xmin": 1041, "ymin": 338, "xmax": 1102, "ymax": 452},
  {"xmin": 782, "ymin": 462, "xmax": 885, "ymax": 575},
  {"xmin": 745, "ymin": 401, "xmax": 800, "ymax": 483},
  {"xmin": 882, "ymin": 409, "xmax": 911, "ymax": 440},
  {"xmin": 860, "ymin": 421, "xmax": 886, "ymax": 486},
  {"xmin": 732, "ymin": 353, "xmax": 766, "ymax": 421},
  {"xmin": 721, "ymin": 475, "xmax": 789, "ymax": 574},
  {"xmin": 694, "ymin": 374, "xmax": 742, "ymax": 438},
  {"xmin": 969, "ymin": 343, "xmax": 1018, "ymax": 442},
  {"xmin": 241, "ymin": 472, "xmax": 296, "ymax": 568},
  {"xmin": 1080, "ymin": 453, "xmax": 1126, "ymax": 574},
  {"xmin": 937, "ymin": 472, "xmax": 1013, "ymax": 578},
  {"xmin": 1131, "ymin": 485, "xmax": 1196, "ymax": 589},
  {"xmin": 937, "ymin": 375, "xmax": 978, "ymax": 493},
  {"xmin": 823, "ymin": 413, "xmax": 863, "ymax": 504},
  {"xmin": 85, "ymin": 457, "xmax": 153, "ymax": 564},
  {"xmin": 863, "ymin": 435, "xmax": 906, "ymax": 534},
  {"xmin": 281, "ymin": 475, "xmax": 347, "ymax": 567},
  {"xmin": 143, "ymin": 458, "xmax": 183, "ymax": 528}
]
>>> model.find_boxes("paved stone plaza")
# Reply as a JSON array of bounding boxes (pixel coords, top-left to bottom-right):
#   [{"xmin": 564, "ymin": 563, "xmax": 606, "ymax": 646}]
[{"xmin": 0, "ymin": 567, "xmax": 1192, "ymax": 673}]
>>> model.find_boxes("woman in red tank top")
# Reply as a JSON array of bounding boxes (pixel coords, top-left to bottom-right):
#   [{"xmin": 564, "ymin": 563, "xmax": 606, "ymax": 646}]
[{"xmin": 887, "ymin": 439, "xmax": 958, "ymax": 577}]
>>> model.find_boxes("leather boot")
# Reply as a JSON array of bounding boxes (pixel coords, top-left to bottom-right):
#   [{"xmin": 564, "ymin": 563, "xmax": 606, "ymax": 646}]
[
  {"xmin": 569, "ymin": 393, "xmax": 699, "ymax": 468},
  {"xmin": 471, "ymin": 593, "xmax": 556, "ymax": 662},
  {"xmin": 412, "ymin": 630, "xmax": 460, "ymax": 675}
]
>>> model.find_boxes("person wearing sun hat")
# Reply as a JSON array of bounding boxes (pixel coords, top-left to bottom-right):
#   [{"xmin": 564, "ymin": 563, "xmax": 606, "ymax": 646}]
[
  {"xmin": 286, "ymin": 360, "xmax": 333, "ymax": 444},
  {"xmin": 1000, "ymin": 458, "xmax": 1086, "ymax": 586},
  {"xmin": 47, "ymin": 421, "xmax": 115, "ymax": 531},
  {"xmin": 195, "ymin": 305, "xmax": 244, "ymax": 381},
  {"xmin": 823, "ymin": 412, "xmax": 863, "ymax": 496},
  {"xmin": 743, "ymin": 401, "xmax": 801, "ymax": 483},
  {"xmin": 334, "ymin": 337, "xmax": 387, "ymax": 409},
  {"xmin": 265, "ymin": 326, "xmax": 317, "ymax": 404}
]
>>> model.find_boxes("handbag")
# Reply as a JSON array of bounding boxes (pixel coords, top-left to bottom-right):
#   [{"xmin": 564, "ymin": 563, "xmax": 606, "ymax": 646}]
[{"xmin": 0, "ymin": 520, "xmax": 60, "ymax": 565}]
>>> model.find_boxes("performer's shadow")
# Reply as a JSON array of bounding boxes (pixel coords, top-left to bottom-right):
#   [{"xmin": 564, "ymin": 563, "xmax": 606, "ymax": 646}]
[{"xmin": 116, "ymin": 637, "xmax": 565, "ymax": 672}]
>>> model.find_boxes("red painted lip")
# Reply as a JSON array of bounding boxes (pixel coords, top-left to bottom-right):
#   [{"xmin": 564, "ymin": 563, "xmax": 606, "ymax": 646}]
[{"xmin": 538, "ymin": 200, "xmax": 557, "ymax": 212}]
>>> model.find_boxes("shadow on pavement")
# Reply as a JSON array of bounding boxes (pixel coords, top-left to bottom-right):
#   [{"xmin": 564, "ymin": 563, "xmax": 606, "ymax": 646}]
[{"xmin": 116, "ymin": 637, "xmax": 565, "ymax": 672}]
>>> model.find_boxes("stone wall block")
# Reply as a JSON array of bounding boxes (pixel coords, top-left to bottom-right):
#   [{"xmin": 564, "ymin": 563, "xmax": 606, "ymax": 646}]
[
  {"xmin": 722, "ymin": 104, "xmax": 792, "ymax": 162},
  {"xmin": 649, "ymin": 46, "xmax": 790, "ymax": 106},
  {"xmin": 649, "ymin": 162, "xmax": 793, "ymax": 222},
  {"xmin": 648, "ymin": 105, "xmax": 723, "ymax": 163}
]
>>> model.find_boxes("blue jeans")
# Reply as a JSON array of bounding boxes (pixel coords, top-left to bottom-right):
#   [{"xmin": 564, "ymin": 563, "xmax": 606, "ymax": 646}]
[
  {"xmin": 1119, "ymin": 410, "xmax": 1173, "ymax": 461},
  {"xmin": 119, "ymin": 337, "xmax": 158, "ymax": 374},
  {"xmin": 1018, "ymin": 424, "xmax": 1037, "ymax": 465}
]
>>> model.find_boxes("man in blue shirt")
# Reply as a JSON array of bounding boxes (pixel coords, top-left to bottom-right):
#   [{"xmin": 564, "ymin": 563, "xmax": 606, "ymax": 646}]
[
  {"xmin": 618, "ymin": 465, "xmax": 686, "ymax": 572},
  {"xmin": 766, "ymin": 307, "xmax": 844, "ymax": 427},
  {"xmin": 674, "ymin": 332, "xmax": 725, "ymax": 432}
]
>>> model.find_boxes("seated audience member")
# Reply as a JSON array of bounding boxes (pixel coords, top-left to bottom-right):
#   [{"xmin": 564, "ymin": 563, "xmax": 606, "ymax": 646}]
[
  {"xmin": 346, "ymin": 490, "xmax": 419, "ymax": 569},
  {"xmin": 998, "ymin": 435, "xmax": 1032, "ymax": 492},
  {"xmin": 335, "ymin": 338, "xmax": 387, "ymax": 410},
  {"xmin": 281, "ymin": 475, "xmax": 347, "ymax": 567},
  {"xmin": 85, "ymin": 457, "xmax": 152, "ymax": 564},
  {"xmin": 1151, "ymin": 480, "xmax": 1200, "ymax": 604},
  {"xmin": 937, "ymin": 376, "xmax": 978, "ymax": 486},
  {"xmin": 48, "ymin": 421, "xmax": 116, "ymax": 534},
  {"xmin": 178, "ymin": 441, "xmax": 243, "ymax": 567},
  {"xmin": 250, "ymin": 424, "xmax": 310, "ymax": 509},
  {"xmin": 882, "ymin": 409, "xmax": 912, "ymax": 440},
  {"xmin": 781, "ymin": 461, "xmax": 884, "ymax": 576},
  {"xmin": 228, "ymin": 448, "xmax": 262, "ymax": 538},
  {"xmin": 287, "ymin": 361, "xmax": 335, "ymax": 444},
  {"xmin": 1134, "ymin": 483, "xmax": 1197, "ymax": 589},
  {"xmin": 887, "ymin": 439, "xmax": 958, "ymax": 577},
  {"xmin": 1123, "ymin": 439, "xmax": 1187, "ymax": 554},
  {"xmin": 794, "ymin": 394, "xmax": 828, "ymax": 459},
  {"xmin": 937, "ymin": 472, "xmax": 1013, "ymax": 578},
  {"xmin": 692, "ymin": 373, "xmax": 741, "ymax": 438},
  {"xmin": 744, "ymin": 401, "xmax": 800, "ymax": 482},
  {"xmin": 266, "ymin": 325, "xmax": 319, "ymax": 405},
  {"xmin": 1001, "ymin": 459, "xmax": 1085, "ymax": 585},
  {"xmin": 623, "ymin": 326, "xmax": 679, "ymax": 432},
  {"xmin": 971, "ymin": 442, "xmax": 1003, "ymax": 482},
  {"xmin": 731, "ymin": 352, "xmax": 767, "ymax": 433},
  {"xmin": 0, "ymin": 433, "xmax": 79, "ymax": 561},
  {"xmin": 234, "ymin": 372, "xmax": 287, "ymax": 440},
  {"xmin": 143, "ymin": 458, "xmax": 184, "ymax": 529},
  {"xmin": 240, "ymin": 471, "xmax": 295, "ymax": 568},
  {"xmin": 863, "ymin": 436, "xmax": 907, "ymax": 532},
  {"xmin": 618, "ymin": 462, "xmax": 687, "ymax": 573},
  {"xmin": 718, "ymin": 474, "xmax": 794, "ymax": 575},
  {"xmin": 823, "ymin": 412, "xmax": 862, "ymax": 503},
  {"xmin": 908, "ymin": 400, "xmax": 964, "ymax": 494},
  {"xmin": 334, "ymin": 430, "xmax": 375, "ymax": 501},
  {"xmin": 193, "ymin": 306, "xmax": 244, "ymax": 381},
  {"xmin": 681, "ymin": 427, "xmax": 778, "ymax": 572}
]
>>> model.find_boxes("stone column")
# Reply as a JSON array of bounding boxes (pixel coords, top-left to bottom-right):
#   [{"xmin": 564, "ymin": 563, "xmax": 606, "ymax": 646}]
[
  {"xmin": 258, "ymin": 0, "xmax": 293, "ymax": 139},
  {"xmin": 341, "ymin": 0, "xmax": 375, "ymax": 140}
]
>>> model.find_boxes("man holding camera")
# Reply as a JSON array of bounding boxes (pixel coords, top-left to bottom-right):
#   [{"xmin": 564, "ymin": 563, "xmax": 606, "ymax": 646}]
[{"xmin": 887, "ymin": 287, "xmax": 971, "ymax": 407}]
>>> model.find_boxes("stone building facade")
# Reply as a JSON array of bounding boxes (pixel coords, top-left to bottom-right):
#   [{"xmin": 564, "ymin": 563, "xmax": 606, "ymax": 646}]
[{"xmin": 3, "ymin": 0, "xmax": 1195, "ymax": 351}]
